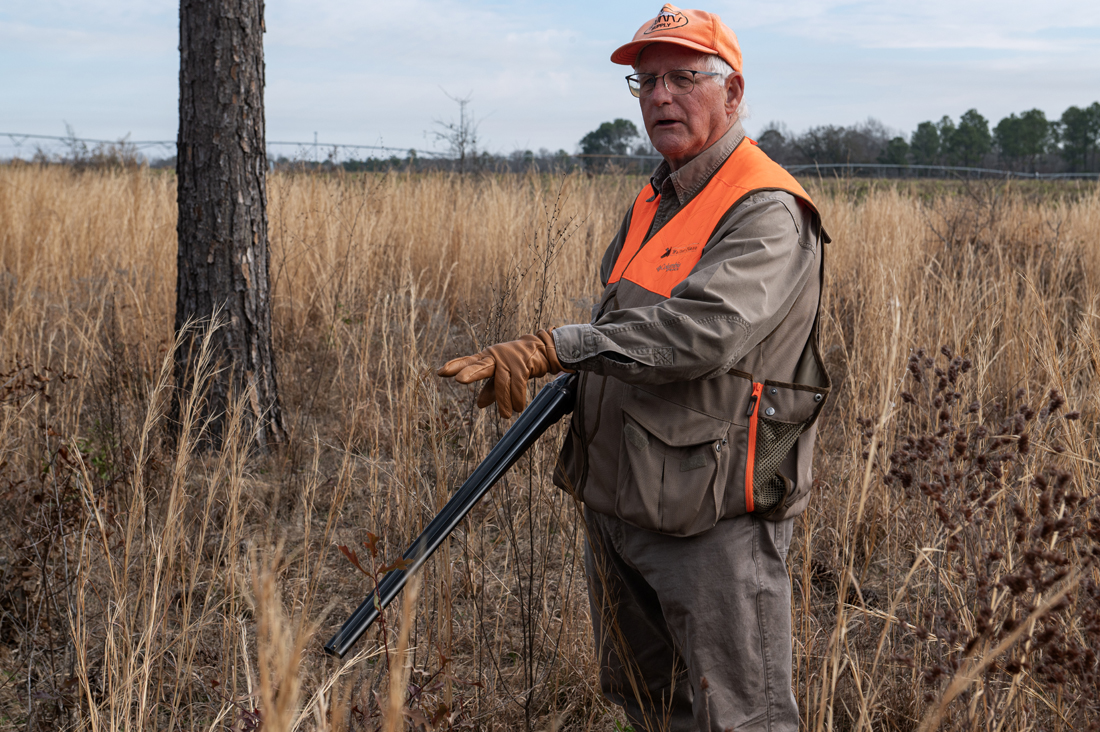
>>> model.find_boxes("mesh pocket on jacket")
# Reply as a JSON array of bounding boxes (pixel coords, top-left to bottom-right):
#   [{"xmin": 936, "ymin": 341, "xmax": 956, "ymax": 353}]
[{"xmin": 753, "ymin": 417, "xmax": 804, "ymax": 512}]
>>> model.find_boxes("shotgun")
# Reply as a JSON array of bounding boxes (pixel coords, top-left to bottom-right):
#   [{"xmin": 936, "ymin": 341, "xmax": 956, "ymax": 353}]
[{"xmin": 323, "ymin": 373, "xmax": 578, "ymax": 658}]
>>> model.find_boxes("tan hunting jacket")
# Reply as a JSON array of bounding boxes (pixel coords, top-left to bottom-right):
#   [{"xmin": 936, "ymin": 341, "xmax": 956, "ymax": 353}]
[{"xmin": 551, "ymin": 121, "xmax": 830, "ymax": 536}]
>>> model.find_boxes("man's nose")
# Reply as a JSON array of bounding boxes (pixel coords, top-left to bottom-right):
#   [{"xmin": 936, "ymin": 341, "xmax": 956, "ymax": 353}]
[{"xmin": 648, "ymin": 79, "xmax": 674, "ymax": 104}]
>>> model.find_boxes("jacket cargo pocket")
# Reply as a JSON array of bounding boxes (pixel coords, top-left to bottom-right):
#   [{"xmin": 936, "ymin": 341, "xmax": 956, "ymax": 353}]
[
  {"xmin": 615, "ymin": 388, "xmax": 734, "ymax": 537},
  {"xmin": 744, "ymin": 380, "xmax": 828, "ymax": 515}
]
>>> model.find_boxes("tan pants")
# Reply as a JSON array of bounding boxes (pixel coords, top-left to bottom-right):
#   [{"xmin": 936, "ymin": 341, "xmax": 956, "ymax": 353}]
[{"xmin": 583, "ymin": 507, "xmax": 797, "ymax": 732}]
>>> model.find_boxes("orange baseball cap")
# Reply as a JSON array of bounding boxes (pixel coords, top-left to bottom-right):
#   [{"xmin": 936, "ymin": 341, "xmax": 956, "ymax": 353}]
[{"xmin": 611, "ymin": 4, "xmax": 742, "ymax": 72}]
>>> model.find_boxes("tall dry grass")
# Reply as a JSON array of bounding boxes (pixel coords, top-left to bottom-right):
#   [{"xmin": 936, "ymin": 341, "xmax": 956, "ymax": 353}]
[{"xmin": 0, "ymin": 163, "xmax": 1097, "ymax": 731}]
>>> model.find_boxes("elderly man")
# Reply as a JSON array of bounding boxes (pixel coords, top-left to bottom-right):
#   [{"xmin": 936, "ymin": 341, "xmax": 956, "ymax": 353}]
[{"xmin": 439, "ymin": 4, "xmax": 829, "ymax": 730}]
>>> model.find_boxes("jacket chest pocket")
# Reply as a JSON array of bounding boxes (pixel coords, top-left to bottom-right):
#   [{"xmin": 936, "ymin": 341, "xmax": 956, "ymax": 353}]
[{"xmin": 615, "ymin": 388, "xmax": 737, "ymax": 537}]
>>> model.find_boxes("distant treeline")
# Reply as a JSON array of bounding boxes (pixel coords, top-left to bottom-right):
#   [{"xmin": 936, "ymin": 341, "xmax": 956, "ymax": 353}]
[
  {"xmin": 757, "ymin": 103, "xmax": 1100, "ymax": 174},
  {"xmin": 268, "ymin": 149, "xmax": 657, "ymax": 176}
]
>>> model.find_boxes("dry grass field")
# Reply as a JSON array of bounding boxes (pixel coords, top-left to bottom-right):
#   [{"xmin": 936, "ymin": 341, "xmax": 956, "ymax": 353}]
[{"xmin": 0, "ymin": 164, "xmax": 1098, "ymax": 731}]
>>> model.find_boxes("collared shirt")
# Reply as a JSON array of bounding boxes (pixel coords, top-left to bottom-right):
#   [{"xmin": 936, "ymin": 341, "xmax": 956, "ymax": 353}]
[{"xmin": 646, "ymin": 121, "xmax": 746, "ymax": 234}]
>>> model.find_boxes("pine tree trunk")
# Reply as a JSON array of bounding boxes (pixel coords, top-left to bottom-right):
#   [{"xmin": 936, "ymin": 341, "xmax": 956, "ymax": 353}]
[{"xmin": 175, "ymin": 0, "xmax": 286, "ymax": 449}]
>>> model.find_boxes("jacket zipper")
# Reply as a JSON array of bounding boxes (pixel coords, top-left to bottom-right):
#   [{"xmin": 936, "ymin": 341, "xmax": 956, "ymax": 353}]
[{"xmin": 744, "ymin": 382, "xmax": 764, "ymax": 513}]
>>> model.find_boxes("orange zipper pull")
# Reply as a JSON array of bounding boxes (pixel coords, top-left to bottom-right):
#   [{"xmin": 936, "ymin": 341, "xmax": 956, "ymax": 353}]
[
  {"xmin": 746, "ymin": 382, "xmax": 763, "ymax": 417},
  {"xmin": 744, "ymin": 382, "xmax": 764, "ymax": 513}
]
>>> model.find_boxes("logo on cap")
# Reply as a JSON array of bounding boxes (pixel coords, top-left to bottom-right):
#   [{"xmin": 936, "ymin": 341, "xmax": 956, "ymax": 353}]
[{"xmin": 644, "ymin": 10, "xmax": 688, "ymax": 34}]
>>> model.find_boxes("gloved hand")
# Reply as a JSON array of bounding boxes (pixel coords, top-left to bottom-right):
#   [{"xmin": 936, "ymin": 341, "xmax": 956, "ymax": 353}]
[{"xmin": 437, "ymin": 329, "xmax": 574, "ymax": 418}]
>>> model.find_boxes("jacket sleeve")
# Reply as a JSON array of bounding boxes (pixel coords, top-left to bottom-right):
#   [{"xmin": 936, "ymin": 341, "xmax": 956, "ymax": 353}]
[{"xmin": 553, "ymin": 191, "xmax": 819, "ymax": 385}]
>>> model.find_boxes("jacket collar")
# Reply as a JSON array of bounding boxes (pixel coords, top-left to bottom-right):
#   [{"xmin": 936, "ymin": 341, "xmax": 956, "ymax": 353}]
[{"xmin": 649, "ymin": 120, "xmax": 747, "ymax": 205}]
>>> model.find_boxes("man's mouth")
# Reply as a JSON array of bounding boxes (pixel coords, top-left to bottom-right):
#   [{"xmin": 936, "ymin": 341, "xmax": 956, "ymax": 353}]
[{"xmin": 654, "ymin": 120, "xmax": 680, "ymax": 128}]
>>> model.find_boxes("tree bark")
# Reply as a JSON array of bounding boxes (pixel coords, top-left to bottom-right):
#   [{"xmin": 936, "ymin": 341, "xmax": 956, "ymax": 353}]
[{"xmin": 176, "ymin": 0, "xmax": 286, "ymax": 449}]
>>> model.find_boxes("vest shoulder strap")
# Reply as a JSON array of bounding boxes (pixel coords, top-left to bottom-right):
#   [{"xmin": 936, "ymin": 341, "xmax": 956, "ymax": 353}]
[{"xmin": 608, "ymin": 139, "xmax": 819, "ymax": 297}]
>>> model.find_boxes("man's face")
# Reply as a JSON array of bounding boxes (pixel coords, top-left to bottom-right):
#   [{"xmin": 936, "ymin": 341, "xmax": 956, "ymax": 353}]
[{"xmin": 635, "ymin": 44, "xmax": 743, "ymax": 171}]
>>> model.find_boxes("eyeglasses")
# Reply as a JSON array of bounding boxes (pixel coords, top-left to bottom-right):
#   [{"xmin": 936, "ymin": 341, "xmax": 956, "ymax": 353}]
[{"xmin": 625, "ymin": 69, "xmax": 722, "ymax": 98}]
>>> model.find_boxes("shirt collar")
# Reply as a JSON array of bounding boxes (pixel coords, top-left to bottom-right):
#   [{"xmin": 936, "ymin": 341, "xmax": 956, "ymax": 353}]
[{"xmin": 648, "ymin": 120, "xmax": 747, "ymax": 205}]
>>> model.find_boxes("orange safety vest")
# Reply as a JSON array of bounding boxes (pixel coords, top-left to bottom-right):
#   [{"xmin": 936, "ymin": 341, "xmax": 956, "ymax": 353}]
[
  {"xmin": 608, "ymin": 139, "xmax": 821, "ymax": 514},
  {"xmin": 608, "ymin": 139, "xmax": 818, "ymax": 299}
]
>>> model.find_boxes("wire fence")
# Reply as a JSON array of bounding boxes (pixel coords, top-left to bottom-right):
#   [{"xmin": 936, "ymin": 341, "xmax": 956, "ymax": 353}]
[
  {"xmin": 0, "ymin": 132, "xmax": 447, "ymax": 165},
  {"xmin": 0, "ymin": 131, "xmax": 662, "ymax": 174},
  {"xmin": 783, "ymin": 162, "xmax": 1100, "ymax": 180},
  {"xmin": 3, "ymin": 132, "xmax": 1099, "ymax": 179}
]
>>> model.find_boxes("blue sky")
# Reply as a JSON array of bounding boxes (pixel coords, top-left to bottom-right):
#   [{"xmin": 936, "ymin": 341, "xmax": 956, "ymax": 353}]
[{"xmin": 2, "ymin": 0, "xmax": 1099, "ymax": 159}]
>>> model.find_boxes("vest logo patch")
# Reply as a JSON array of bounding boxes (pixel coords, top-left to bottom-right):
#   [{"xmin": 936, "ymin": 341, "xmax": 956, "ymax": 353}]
[
  {"xmin": 657, "ymin": 262, "xmax": 681, "ymax": 273},
  {"xmin": 644, "ymin": 11, "xmax": 688, "ymax": 34},
  {"xmin": 659, "ymin": 244, "xmax": 699, "ymax": 259}
]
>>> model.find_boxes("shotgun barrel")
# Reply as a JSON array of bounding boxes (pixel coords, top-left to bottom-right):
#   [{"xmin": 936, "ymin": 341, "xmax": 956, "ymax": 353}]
[{"xmin": 323, "ymin": 373, "xmax": 578, "ymax": 658}]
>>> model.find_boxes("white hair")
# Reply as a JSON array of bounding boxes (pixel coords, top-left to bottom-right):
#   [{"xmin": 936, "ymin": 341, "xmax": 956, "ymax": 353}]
[
  {"xmin": 704, "ymin": 54, "xmax": 735, "ymax": 80},
  {"xmin": 633, "ymin": 51, "xmax": 736, "ymax": 81}
]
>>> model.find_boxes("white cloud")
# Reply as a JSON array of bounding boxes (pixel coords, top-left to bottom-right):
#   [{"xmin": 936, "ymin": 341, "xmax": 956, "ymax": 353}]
[
  {"xmin": 717, "ymin": 0, "xmax": 1100, "ymax": 52},
  {"xmin": 0, "ymin": 0, "xmax": 175, "ymax": 54},
  {"xmin": 2, "ymin": 0, "xmax": 1098, "ymax": 155},
  {"xmin": 259, "ymin": 0, "xmax": 626, "ymax": 152},
  {"xmin": 0, "ymin": 19, "xmax": 173, "ymax": 55}
]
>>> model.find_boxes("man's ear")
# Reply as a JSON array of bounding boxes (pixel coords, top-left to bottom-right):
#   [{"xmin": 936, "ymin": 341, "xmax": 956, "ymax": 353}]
[{"xmin": 725, "ymin": 73, "xmax": 745, "ymax": 117}]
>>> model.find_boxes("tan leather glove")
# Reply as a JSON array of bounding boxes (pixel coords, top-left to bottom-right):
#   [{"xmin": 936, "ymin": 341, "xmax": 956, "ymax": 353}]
[{"xmin": 437, "ymin": 329, "xmax": 574, "ymax": 418}]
